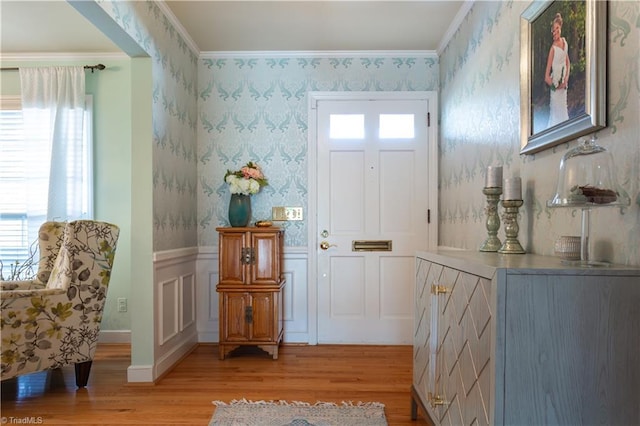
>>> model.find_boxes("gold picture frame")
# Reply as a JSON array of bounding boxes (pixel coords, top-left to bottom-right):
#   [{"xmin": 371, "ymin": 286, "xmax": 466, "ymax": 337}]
[{"xmin": 520, "ymin": 0, "xmax": 607, "ymax": 155}]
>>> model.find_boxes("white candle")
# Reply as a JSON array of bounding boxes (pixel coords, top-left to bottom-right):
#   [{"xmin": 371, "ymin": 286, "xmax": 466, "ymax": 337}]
[
  {"xmin": 485, "ymin": 166, "xmax": 503, "ymax": 188},
  {"xmin": 504, "ymin": 177, "xmax": 522, "ymax": 200}
]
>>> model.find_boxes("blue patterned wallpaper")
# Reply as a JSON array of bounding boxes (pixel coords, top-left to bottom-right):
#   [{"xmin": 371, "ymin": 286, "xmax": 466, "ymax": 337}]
[
  {"xmin": 99, "ymin": 0, "xmax": 199, "ymax": 251},
  {"xmin": 439, "ymin": 0, "xmax": 639, "ymax": 265},
  {"xmin": 95, "ymin": 0, "xmax": 637, "ymax": 265},
  {"xmin": 197, "ymin": 55, "xmax": 439, "ymax": 247}
]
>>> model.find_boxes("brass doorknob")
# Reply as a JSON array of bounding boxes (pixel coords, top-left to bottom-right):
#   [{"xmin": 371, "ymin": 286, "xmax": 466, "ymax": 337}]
[{"xmin": 320, "ymin": 241, "xmax": 337, "ymax": 250}]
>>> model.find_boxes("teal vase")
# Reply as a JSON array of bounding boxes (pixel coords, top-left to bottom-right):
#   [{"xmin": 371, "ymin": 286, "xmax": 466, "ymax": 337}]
[{"xmin": 228, "ymin": 193, "xmax": 251, "ymax": 227}]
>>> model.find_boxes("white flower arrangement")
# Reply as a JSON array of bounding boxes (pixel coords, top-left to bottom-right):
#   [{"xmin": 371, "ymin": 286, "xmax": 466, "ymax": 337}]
[{"xmin": 224, "ymin": 161, "xmax": 268, "ymax": 195}]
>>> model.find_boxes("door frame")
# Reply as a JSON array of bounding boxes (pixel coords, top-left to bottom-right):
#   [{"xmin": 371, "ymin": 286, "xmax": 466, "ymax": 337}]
[{"xmin": 306, "ymin": 91, "xmax": 439, "ymax": 345}]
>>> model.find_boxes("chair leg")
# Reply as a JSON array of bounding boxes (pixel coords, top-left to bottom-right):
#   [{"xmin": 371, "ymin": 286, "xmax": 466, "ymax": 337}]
[{"xmin": 74, "ymin": 360, "xmax": 93, "ymax": 388}]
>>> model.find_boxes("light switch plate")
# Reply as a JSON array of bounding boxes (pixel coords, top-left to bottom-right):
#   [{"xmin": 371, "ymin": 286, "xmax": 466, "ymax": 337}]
[
  {"xmin": 272, "ymin": 207, "xmax": 286, "ymax": 221},
  {"xmin": 285, "ymin": 207, "xmax": 303, "ymax": 220},
  {"xmin": 272, "ymin": 206, "xmax": 303, "ymax": 221}
]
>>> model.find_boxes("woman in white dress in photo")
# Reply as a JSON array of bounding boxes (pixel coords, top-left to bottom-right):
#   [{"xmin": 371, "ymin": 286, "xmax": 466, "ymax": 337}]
[{"xmin": 544, "ymin": 13, "xmax": 571, "ymax": 128}]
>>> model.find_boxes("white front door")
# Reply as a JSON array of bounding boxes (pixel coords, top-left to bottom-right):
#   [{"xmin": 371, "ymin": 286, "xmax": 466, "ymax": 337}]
[{"xmin": 313, "ymin": 93, "xmax": 435, "ymax": 344}]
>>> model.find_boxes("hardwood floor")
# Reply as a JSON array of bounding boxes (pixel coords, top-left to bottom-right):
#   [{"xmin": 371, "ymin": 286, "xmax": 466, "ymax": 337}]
[{"xmin": 1, "ymin": 344, "xmax": 431, "ymax": 425}]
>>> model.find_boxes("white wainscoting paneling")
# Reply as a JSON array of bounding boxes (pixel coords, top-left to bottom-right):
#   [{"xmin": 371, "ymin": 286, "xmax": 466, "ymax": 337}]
[
  {"xmin": 153, "ymin": 248, "xmax": 198, "ymax": 379},
  {"xmin": 280, "ymin": 249, "xmax": 309, "ymax": 342},
  {"xmin": 196, "ymin": 247, "xmax": 219, "ymax": 342},
  {"xmin": 181, "ymin": 273, "xmax": 195, "ymax": 330},
  {"xmin": 159, "ymin": 278, "xmax": 179, "ymax": 345}
]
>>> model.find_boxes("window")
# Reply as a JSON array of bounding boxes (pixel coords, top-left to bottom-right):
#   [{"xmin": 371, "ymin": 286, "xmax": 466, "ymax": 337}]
[
  {"xmin": 329, "ymin": 114, "xmax": 365, "ymax": 139},
  {"xmin": 329, "ymin": 113, "xmax": 416, "ymax": 140},
  {"xmin": 0, "ymin": 96, "xmax": 93, "ymax": 273},
  {"xmin": 379, "ymin": 114, "xmax": 415, "ymax": 139}
]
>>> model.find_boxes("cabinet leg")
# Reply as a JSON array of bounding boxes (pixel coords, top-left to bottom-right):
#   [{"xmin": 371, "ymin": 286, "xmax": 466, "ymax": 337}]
[
  {"xmin": 411, "ymin": 395, "xmax": 418, "ymax": 420},
  {"xmin": 410, "ymin": 385, "xmax": 435, "ymax": 425},
  {"xmin": 257, "ymin": 344, "xmax": 279, "ymax": 360},
  {"xmin": 219, "ymin": 344, "xmax": 240, "ymax": 360}
]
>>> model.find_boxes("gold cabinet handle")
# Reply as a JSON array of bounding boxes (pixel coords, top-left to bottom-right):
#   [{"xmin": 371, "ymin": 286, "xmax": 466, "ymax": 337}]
[
  {"xmin": 431, "ymin": 283, "xmax": 450, "ymax": 295},
  {"xmin": 428, "ymin": 392, "xmax": 449, "ymax": 407}
]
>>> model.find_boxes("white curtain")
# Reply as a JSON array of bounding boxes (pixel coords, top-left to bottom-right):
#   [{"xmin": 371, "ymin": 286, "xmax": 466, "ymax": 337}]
[{"xmin": 19, "ymin": 67, "xmax": 86, "ymax": 239}]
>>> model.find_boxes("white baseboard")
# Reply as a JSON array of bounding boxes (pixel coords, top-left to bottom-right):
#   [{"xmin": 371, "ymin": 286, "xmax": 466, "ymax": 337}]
[
  {"xmin": 127, "ymin": 365, "xmax": 154, "ymax": 383},
  {"xmin": 284, "ymin": 332, "xmax": 309, "ymax": 344},
  {"xmin": 98, "ymin": 330, "xmax": 131, "ymax": 344},
  {"xmin": 155, "ymin": 333, "xmax": 198, "ymax": 378},
  {"xmin": 197, "ymin": 331, "xmax": 218, "ymax": 343}
]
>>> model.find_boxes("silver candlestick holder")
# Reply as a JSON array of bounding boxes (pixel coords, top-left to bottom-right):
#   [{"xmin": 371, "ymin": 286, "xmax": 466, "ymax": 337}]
[
  {"xmin": 480, "ymin": 187, "xmax": 502, "ymax": 252},
  {"xmin": 498, "ymin": 199, "xmax": 525, "ymax": 254}
]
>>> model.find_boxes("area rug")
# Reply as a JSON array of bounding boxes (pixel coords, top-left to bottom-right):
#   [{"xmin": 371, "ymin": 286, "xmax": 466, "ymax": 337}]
[{"xmin": 209, "ymin": 399, "xmax": 388, "ymax": 425}]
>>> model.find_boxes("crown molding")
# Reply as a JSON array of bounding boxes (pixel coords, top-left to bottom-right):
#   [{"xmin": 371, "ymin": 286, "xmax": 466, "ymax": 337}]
[
  {"xmin": 156, "ymin": 0, "xmax": 200, "ymax": 56},
  {"xmin": 200, "ymin": 50, "xmax": 438, "ymax": 59},
  {"xmin": 0, "ymin": 52, "xmax": 128, "ymax": 62},
  {"xmin": 437, "ymin": 0, "xmax": 475, "ymax": 55}
]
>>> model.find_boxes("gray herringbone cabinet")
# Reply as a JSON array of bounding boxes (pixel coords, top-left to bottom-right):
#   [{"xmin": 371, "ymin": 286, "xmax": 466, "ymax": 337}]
[{"xmin": 412, "ymin": 250, "xmax": 640, "ymax": 426}]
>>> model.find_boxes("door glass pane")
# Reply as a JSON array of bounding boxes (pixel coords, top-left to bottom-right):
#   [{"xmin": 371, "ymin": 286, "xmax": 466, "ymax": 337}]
[
  {"xmin": 329, "ymin": 114, "xmax": 364, "ymax": 139},
  {"xmin": 379, "ymin": 114, "xmax": 415, "ymax": 139}
]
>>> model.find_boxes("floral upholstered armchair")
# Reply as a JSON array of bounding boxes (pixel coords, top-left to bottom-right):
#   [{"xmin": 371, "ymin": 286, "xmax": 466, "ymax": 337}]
[{"xmin": 1, "ymin": 220, "xmax": 120, "ymax": 388}]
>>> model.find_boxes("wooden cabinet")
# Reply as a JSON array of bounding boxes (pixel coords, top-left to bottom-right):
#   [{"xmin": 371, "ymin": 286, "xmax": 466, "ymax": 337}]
[
  {"xmin": 216, "ymin": 227, "xmax": 284, "ymax": 360},
  {"xmin": 412, "ymin": 249, "xmax": 640, "ymax": 426}
]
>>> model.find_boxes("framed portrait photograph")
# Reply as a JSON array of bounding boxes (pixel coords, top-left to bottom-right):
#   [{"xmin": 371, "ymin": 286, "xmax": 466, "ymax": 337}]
[{"xmin": 520, "ymin": 0, "xmax": 607, "ymax": 155}]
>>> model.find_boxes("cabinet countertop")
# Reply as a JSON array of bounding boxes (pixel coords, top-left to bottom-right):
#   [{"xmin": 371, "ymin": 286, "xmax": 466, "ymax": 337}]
[
  {"xmin": 416, "ymin": 248, "xmax": 640, "ymax": 279},
  {"xmin": 216, "ymin": 226, "xmax": 282, "ymax": 232}
]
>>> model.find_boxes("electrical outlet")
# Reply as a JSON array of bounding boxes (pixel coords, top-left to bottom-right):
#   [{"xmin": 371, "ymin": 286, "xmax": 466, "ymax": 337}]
[{"xmin": 117, "ymin": 297, "xmax": 127, "ymax": 312}]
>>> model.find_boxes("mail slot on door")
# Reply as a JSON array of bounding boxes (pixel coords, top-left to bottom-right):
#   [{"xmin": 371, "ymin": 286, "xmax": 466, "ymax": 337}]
[{"xmin": 352, "ymin": 240, "xmax": 393, "ymax": 251}]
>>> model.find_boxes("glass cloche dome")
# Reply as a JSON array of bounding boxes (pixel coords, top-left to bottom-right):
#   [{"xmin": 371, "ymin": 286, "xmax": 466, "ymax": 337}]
[{"xmin": 547, "ymin": 135, "xmax": 630, "ymax": 208}]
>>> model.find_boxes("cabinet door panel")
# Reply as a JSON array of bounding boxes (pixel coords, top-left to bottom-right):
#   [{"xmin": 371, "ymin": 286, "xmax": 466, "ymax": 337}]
[
  {"xmin": 223, "ymin": 293, "xmax": 249, "ymax": 341},
  {"xmin": 251, "ymin": 292, "xmax": 274, "ymax": 341},
  {"xmin": 219, "ymin": 232, "xmax": 247, "ymax": 284},
  {"xmin": 440, "ymin": 394, "xmax": 463, "ymax": 426},
  {"xmin": 250, "ymin": 232, "xmax": 282, "ymax": 285},
  {"xmin": 435, "ymin": 267, "xmax": 492, "ymax": 426},
  {"xmin": 413, "ymin": 258, "xmax": 434, "ymax": 405}
]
